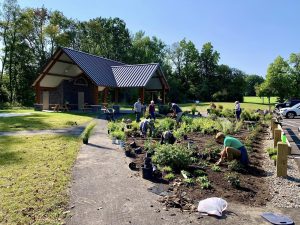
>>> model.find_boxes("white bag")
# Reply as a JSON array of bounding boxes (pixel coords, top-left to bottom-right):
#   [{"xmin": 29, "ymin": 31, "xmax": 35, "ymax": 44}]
[{"xmin": 197, "ymin": 197, "xmax": 227, "ymax": 217}]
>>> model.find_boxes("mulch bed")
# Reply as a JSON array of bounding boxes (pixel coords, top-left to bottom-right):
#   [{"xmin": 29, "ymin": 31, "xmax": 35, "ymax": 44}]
[{"xmin": 125, "ymin": 125, "xmax": 271, "ymax": 210}]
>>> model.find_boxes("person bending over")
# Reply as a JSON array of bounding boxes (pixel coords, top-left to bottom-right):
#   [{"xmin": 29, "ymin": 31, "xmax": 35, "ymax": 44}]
[
  {"xmin": 160, "ymin": 130, "xmax": 176, "ymax": 145},
  {"xmin": 215, "ymin": 132, "xmax": 249, "ymax": 165},
  {"xmin": 169, "ymin": 102, "xmax": 183, "ymax": 124},
  {"xmin": 140, "ymin": 119, "xmax": 154, "ymax": 138}
]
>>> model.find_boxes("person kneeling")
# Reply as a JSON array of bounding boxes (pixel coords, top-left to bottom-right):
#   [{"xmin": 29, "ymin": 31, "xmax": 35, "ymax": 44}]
[
  {"xmin": 160, "ymin": 130, "xmax": 176, "ymax": 145},
  {"xmin": 215, "ymin": 132, "xmax": 249, "ymax": 166}
]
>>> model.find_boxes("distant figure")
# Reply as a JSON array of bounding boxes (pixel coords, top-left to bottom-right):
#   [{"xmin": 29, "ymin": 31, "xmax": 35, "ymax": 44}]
[
  {"xmin": 149, "ymin": 100, "xmax": 156, "ymax": 121},
  {"xmin": 160, "ymin": 130, "xmax": 176, "ymax": 145},
  {"xmin": 235, "ymin": 101, "xmax": 241, "ymax": 121},
  {"xmin": 169, "ymin": 102, "xmax": 183, "ymax": 124},
  {"xmin": 134, "ymin": 98, "xmax": 142, "ymax": 122},
  {"xmin": 210, "ymin": 102, "xmax": 216, "ymax": 109},
  {"xmin": 140, "ymin": 119, "xmax": 155, "ymax": 138},
  {"xmin": 215, "ymin": 132, "xmax": 249, "ymax": 165},
  {"xmin": 104, "ymin": 106, "xmax": 115, "ymax": 121}
]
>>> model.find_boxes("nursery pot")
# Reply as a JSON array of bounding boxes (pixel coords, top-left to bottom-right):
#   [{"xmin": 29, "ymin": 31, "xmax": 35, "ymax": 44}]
[
  {"xmin": 144, "ymin": 157, "xmax": 152, "ymax": 166},
  {"xmin": 119, "ymin": 141, "xmax": 125, "ymax": 148},
  {"xmin": 142, "ymin": 166, "xmax": 153, "ymax": 179},
  {"xmin": 135, "ymin": 147, "xmax": 142, "ymax": 154},
  {"xmin": 145, "ymin": 152, "xmax": 152, "ymax": 158},
  {"xmin": 130, "ymin": 141, "xmax": 137, "ymax": 148},
  {"xmin": 183, "ymin": 135, "xmax": 188, "ymax": 140},
  {"xmin": 83, "ymin": 138, "xmax": 88, "ymax": 144},
  {"xmin": 125, "ymin": 150, "xmax": 131, "ymax": 157}
]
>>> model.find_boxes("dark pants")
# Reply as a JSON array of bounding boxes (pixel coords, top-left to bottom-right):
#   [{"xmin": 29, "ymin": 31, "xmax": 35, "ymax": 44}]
[
  {"xmin": 236, "ymin": 109, "xmax": 241, "ymax": 120},
  {"xmin": 150, "ymin": 111, "xmax": 155, "ymax": 120},
  {"xmin": 136, "ymin": 112, "xmax": 141, "ymax": 122}
]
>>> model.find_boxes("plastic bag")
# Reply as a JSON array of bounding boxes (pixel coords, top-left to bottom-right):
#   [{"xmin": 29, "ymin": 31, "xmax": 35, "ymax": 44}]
[{"xmin": 197, "ymin": 197, "xmax": 227, "ymax": 217}]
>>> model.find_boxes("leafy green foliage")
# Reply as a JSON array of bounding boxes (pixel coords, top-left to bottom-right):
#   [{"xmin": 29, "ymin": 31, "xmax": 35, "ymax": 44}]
[
  {"xmin": 241, "ymin": 110, "xmax": 260, "ymax": 121},
  {"xmin": 211, "ymin": 164, "xmax": 221, "ymax": 172},
  {"xmin": 193, "ymin": 169, "xmax": 207, "ymax": 177},
  {"xmin": 196, "ymin": 175, "xmax": 212, "ymax": 189},
  {"xmin": 152, "ymin": 144, "xmax": 193, "ymax": 171},
  {"xmin": 183, "ymin": 178, "xmax": 195, "ymax": 186},
  {"xmin": 164, "ymin": 173, "xmax": 175, "ymax": 181},
  {"xmin": 228, "ymin": 160, "xmax": 244, "ymax": 172},
  {"xmin": 266, "ymin": 148, "xmax": 277, "ymax": 157},
  {"xmin": 80, "ymin": 122, "xmax": 96, "ymax": 141},
  {"xmin": 225, "ymin": 173, "xmax": 240, "ymax": 187},
  {"xmin": 161, "ymin": 166, "xmax": 173, "ymax": 173}
]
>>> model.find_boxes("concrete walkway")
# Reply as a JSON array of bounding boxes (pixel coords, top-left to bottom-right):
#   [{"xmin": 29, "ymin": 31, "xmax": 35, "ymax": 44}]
[{"xmin": 66, "ymin": 119, "xmax": 300, "ymax": 225}]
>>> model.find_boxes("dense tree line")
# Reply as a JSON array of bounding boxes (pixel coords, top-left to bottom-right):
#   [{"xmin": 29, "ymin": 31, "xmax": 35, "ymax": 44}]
[{"xmin": 2, "ymin": 0, "xmax": 297, "ymax": 107}]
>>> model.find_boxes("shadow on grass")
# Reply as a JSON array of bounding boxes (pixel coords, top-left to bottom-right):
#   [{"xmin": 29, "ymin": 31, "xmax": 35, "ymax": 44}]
[{"xmin": 0, "ymin": 136, "xmax": 27, "ymax": 165}]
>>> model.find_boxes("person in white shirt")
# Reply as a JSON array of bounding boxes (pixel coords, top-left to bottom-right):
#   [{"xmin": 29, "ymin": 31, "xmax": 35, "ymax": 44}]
[{"xmin": 235, "ymin": 101, "xmax": 241, "ymax": 121}]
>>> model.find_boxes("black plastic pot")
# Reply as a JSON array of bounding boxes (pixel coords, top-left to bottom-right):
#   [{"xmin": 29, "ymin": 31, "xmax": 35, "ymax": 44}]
[
  {"xmin": 183, "ymin": 135, "xmax": 188, "ymax": 140},
  {"xmin": 125, "ymin": 150, "xmax": 131, "ymax": 157},
  {"xmin": 145, "ymin": 152, "xmax": 152, "ymax": 158},
  {"xmin": 144, "ymin": 157, "xmax": 152, "ymax": 165},
  {"xmin": 130, "ymin": 141, "xmax": 137, "ymax": 148},
  {"xmin": 142, "ymin": 166, "xmax": 153, "ymax": 179},
  {"xmin": 83, "ymin": 138, "xmax": 88, "ymax": 144},
  {"xmin": 134, "ymin": 147, "xmax": 142, "ymax": 154}
]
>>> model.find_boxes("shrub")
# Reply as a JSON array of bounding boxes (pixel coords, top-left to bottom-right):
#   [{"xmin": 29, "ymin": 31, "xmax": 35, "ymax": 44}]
[
  {"xmin": 219, "ymin": 119, "xmax": 234, "ymax": 134},
  {"xmin": 157, "ymin": 117, "xmax": 176, "ymax": 132},
  {"xmin": 110, "ymin": 130, "xmax": 125, "ymax": 141},
  {"xmin": 190, "ymin": 117, "xmax": 222, "ymax": 134},
  {"xmin": 164, "ymin": 173, "xmax": 175, "ymax": 181},
  {"xmin": 218, "ymin": 104, "xmax": 223, "ymax": 110},
  {"xmin": 225, "ymin": 173, "xmax": 240, "ymax": 187},
  {"xmin": 158, "ymin": 105, "xmax": 170, "ymax": 115},
  {"xmin": 152, "ymin": 144, "xmax": 193, "ymax": 171},
  {"xmin": 162, "ymin": 166, "xmax": 173, "ymax": 173},
  {"xmin": 191, "ymin": 104, "xmax": 197, "ymax": 114},
  {"xmin": 211, "ymin": 164, "xmax": 221, "ymax": 172},
  {"xmin": 241, "ymin": 110, "xmax": 260, "ymax": 121},
  {"xmin": 193, "ymin": 169, "xmax": 207, "ymax": 177},
  {"xmin": 221, "ymin": 108, "xmax": 234, "ymax": 118},
  {"xmin": 108, "ymin": 121, "xmax": 124, "ymax": 132},
  {"xmin": 228, "ymin": 160, "xmax": 244, "ymax": 172},
  {"xmin": 181, "ymin": 116, "xmax": 193, "ymax": 125},
  {"xmin": 234, "ymin": 120, "xmax": 244, "ymax": 133},
  {"xmin": 183, "ymin": 178, "xmax": 195, "ymax": 186},
  {"xmin": 81, "ymin": 122, "xmax": 96, "ymax": 142},
  {"xmin": 266, "ymin": 148, "xmax": 277, "ymax": 157}
]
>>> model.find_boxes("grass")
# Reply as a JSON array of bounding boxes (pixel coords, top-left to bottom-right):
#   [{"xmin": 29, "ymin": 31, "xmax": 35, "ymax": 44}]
[
  {"xmin": 0, "ymin": 134, "xmax": 80, "ymax": 225},
  {"xmin": 0, "ymin": 110, "xmax": 96, "ymax": 132},
  {"xmin": 243, "ymin": 96, "xmax": 277, "ymax": 104}
]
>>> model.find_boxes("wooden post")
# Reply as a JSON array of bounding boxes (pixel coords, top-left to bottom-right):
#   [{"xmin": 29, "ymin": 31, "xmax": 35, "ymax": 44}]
[
  {"xmin": 274, "ymin": 128, "xmax": 281, "ymax": 148},
  {"xmin": 93, "ymin": 85, "xmax": 98, "ymax": 105},
  {"xmin": 140, "ymin": 87, "xmax": 145, "ymax": 104},
  {"xmin": 271, "ymin": 118, "xmax": 278, "ymax": 138},
  {"xmin": 115, "ymin": 88, "xmax": 119, "ymax": 103},
  {"xmin": 102, "ymin": 88, "xmax": 108, "ymax": 104},
  {"xmin": 162, "ymin": 88, "xmax": 166, "ymax": 104},
  {"xmin": 35, "ymin": 84, "xmax": 41, "ymax": 103},
  {"xmin": 276, "ymin": 142, "xmax": 288, "ymax": 177}
]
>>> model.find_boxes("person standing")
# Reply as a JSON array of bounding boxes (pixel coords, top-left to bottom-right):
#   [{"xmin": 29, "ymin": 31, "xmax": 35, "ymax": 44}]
[
  {"xmin": 148, "ymin": 100, "xmax": 156, "ymax": 121},
  {"xmin": 235, "ymin": 101, "xmax": 242, "ymax": 121},
  {"xmin": 134, "ymin": 98, "xmax": 142, "ymax": 122}
]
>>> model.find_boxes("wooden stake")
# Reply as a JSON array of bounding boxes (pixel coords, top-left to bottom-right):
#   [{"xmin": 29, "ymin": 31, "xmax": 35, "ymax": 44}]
[
  {"xmin": 274, "ymin": 128, "xmax": 281, "ymax": 148},
  {"xmin": 276, "ymin": 142, "xmax": 288, "ymax": 177}
]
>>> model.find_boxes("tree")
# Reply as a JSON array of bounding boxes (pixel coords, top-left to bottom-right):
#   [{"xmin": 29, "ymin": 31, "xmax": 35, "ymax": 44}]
[
  {"xmin": 256, "ymin": 81, "xmax": 273, "ymax": 111},
  {"xmin": 198, "ymin": 42, "xmax": 220, "ymax": 100},
  {"xmin": 289, "ymin": 53, "xmax": 300, "ymax": 98},
  {"xmin": 244, "ymin": 75, "xmax": 264, "ymax": 96},
  {"xmin": 265, "ymin": 56, "xmax": 291, "ymax": 102}
]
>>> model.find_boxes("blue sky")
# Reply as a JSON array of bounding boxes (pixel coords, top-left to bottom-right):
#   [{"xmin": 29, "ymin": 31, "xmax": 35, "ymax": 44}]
[{"xmin": 19, "ymin": 0, "xmax": 300, "ymax": 76}]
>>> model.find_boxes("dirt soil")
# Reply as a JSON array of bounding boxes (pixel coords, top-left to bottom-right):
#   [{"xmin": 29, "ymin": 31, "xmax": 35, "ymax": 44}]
[{"xmin": 125, "ymin": 126, "xmax": 270, "ymax": 208}]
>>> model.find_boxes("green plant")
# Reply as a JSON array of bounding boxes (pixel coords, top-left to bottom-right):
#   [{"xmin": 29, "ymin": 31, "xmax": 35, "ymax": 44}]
[
  {"xmin": 228, "ymin": 160, "xmax": 244, "ymax": 172},
  {"xmin": 225, "ymin": 173, "xmax": 240, "ymax": 187},
  {"xmin": 183, "ymin": 178, "xmax": 195, "ymax": 186},
  {"xmin": 81, "ymin": 122, "xmax": 96, "ymax": 142},
  {"xmin": 164, "ymin": 173, "xmax": 175, "ymax": 181},
  {"xmin": 218, "ymin": 104, "xmax": 223, "ymax": 110},
  {"xmin": 221, "ymin": 108, "xmax": 234, "ymax": 118},
  {"xmin": 152, "ymin": 144, "xmax": 193, "ymax": 171},
  {"xmin": 110, "ymin": 130, "xmax": 125, "ymax": 141},
  {"xmin": 271, "ymin": 155, "xmax": 277, "ymax": 161},
  {"xmin": 234, "ymin": 120, "xmax": 244, "ymax": 133},
  {"xmin": 219, "ymin": 119, "xmax": 234, "ymax": 134},
  {"xmin": 266, "ymin": 147, "xmax": 277, "ymax": 157},
  {"xmin": 201, "ymin": 180, "xmax": 212, "ymax": 189},
  {"xmin": 162, "ymin": 166, "xmax": 173, "ymax": 173},
  {"xmin": 193, "ymin": 169, "xmax": 207, "ymax": 177},
  {"xmin": 211, "ymin": 164, "xmax": 221, "ymax": 172},
  {"xmin": 196, "ymin": 176, "xmax": 211, "ymax": 189},
  {"xmin": 191, "ymin": 104, "xmax": 197, "ymax": 114}
]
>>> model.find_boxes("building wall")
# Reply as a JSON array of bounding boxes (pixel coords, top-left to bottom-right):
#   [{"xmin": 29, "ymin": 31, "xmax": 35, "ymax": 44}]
[{"xmin": 41, "ymin": 76, "xmax": 96, "ymax": 110}]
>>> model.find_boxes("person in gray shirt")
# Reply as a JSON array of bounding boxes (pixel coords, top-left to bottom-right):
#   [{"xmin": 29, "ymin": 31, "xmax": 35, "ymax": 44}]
[{"xmin": 134, "ymin": 98, "xmax": 142, "ymax": 122}]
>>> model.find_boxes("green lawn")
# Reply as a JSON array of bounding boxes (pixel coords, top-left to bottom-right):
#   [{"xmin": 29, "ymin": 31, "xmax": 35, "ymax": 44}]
[
  {"xmin": 243, "ymin": 96, "xmax": 277, "ymax": 104},
  {"xmin": 0, "ymin": 134, "xmax": 80, "ymax": 225},
  {"xmin": 0, "ymin": 110, "xmax": 96, "ymax": 132},
  {"xmin": 179, "ymin": 102, "xmax": 273, "ymax": 112}
]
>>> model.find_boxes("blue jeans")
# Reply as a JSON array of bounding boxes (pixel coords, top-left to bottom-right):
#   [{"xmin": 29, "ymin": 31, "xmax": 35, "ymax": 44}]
[
  {"xmin": 136, "ymin": 112, "xmax": 141, "ymax": 122},
  {"xmin": 150, "ymin": 111, "xmax": 155, "ymax": 120}
]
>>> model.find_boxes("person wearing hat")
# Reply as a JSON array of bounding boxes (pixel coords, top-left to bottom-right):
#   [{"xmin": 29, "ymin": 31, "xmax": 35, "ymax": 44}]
[
  {"xmin": 235, "ymin": 101, "xmax": 241, "ymax": 121},
  {"xmin": 215, "ymin": 132, "xmax": 249, "ymax": 165}
]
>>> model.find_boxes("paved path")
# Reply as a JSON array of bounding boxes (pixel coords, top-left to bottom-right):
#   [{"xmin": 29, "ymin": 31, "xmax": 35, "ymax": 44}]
[
  {"xmin": 66, "ymin": 119, "xmax": 300, "ymax": 225},
  {"xmin": 0, "ymin": 126, "xmax": 85, "ymax": 136}
]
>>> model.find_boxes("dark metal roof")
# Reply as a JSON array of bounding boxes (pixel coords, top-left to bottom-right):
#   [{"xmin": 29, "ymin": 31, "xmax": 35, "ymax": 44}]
[
  {"xmin": 112, "ymin": 64, "xmax": 159, "ymax": 87},
  {"xmin": 62, "ymin": 47, "xmax": 124, "ymax": 87}
]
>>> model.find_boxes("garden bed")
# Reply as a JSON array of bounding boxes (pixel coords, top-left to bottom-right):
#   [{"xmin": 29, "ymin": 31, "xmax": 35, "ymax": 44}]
[{"xmin": 124, "ymin": 125, "xmax": 270, "ymax": 209}]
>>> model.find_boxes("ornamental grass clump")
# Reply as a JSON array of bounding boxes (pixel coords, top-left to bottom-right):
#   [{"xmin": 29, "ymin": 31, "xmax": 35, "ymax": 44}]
[
  {"xmin": 81, "ymin": 122, "xmax": 96, "ymax": 144},
  {"xmin": 152, "ymin": 144, "xmax": 193, "ymax": 171}
]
